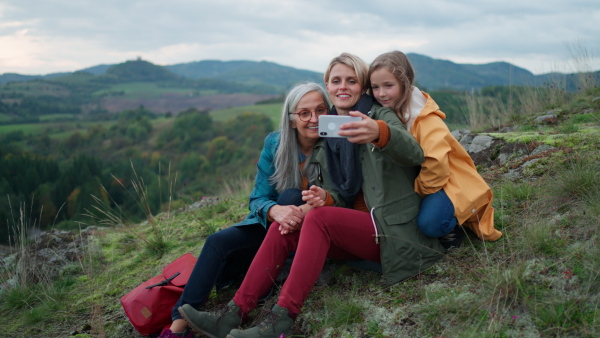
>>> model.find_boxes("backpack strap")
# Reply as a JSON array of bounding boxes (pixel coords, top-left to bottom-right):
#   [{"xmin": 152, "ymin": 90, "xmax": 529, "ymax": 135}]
[{"xmin": 145, "ymin": 272, "xmax": 181, "ymax": 289}]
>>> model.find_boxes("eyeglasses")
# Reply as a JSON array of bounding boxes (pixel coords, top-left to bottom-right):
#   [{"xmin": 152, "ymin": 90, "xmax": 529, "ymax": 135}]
[{"xmin": 289, "ymin": 107, "xmax": 329, "ymax": 122}]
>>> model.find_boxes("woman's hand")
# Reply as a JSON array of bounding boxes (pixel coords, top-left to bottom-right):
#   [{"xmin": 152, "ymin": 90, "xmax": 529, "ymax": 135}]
[
  {"xmin": 277, "ymin": 186, "xmax": 327, "ymax": 235},
  {"xmin": 337, "ymin": 111, "xmax": 380, "ymax": 144},
  {"xmin": 302, "ymin": 185, "xmax": 327, "ymax": 208},
  {"xmin": 270, "ymin": 205, "xmax": 304, "ymax": 235}
]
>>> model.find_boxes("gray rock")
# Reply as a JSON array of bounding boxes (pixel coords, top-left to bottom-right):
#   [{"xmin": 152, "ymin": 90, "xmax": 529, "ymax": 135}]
[
  {"xmin": 522, "ymin": 158, "xmax": 541, "ymax": 168},
  {"xmin": 459, "ymin": 134, "xmax": 474, "ymax": 148},
  {"xmin": 467, "ymin": 135, "xmax": 494, "ymax": 153},
  {"xmin": 496, "ymin": 143, "xmax": 530, "ymax": 165},
  {"xmin": 2, "ymin": 228, "xmax": 95, "ymax": 288},
  {"xmin": 498, "ymin": 126, "xmax": 517, "ymax": 133},
  {"xmin": 451, "ymin": 129, "xmax": 471, "ymax": 142},
  {"xmin": 503, "ymin": 169, "xmax": 521, "ymax": 180},
  {"xmin": 534, "ymin": 114, "xmax": 558, "ymax": 124},
  {"xmin": 531, "ymin": 145, "xmax": 557, "ymax": 156},
  {"xmin": 497, "ymin": 153, "xmax": 512, "ymax": 165}
]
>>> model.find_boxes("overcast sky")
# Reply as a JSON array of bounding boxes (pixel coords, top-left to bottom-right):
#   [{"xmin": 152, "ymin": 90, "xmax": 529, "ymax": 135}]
[{"xmin": 1, "ymin": 0, "xmax": 599, "ymax": 76}]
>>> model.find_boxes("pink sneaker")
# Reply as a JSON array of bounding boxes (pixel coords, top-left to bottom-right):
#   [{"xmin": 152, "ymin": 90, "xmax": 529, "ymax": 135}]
[{"xmin": 158, "ymin": 328, "xmax": 194, "ymax": 338}]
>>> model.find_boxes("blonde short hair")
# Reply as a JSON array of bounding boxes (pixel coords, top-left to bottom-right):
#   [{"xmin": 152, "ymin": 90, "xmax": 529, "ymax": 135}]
[{"xmin": 323, "ymin": 52, "xmax": 369, "ymax": 90}]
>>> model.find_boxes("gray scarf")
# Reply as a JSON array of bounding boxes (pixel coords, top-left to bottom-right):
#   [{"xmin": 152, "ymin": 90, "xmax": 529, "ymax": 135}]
[{"xmin": 325, "ymin": 94, "xmax": 372, "ymax": 206}]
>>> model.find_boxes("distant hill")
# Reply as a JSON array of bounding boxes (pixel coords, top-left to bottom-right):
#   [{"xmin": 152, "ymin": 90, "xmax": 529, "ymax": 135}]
[
  {"xmin": 2, "ymin": 54, "xmax": 599, "ymax": 92},
  {"xmin": 99, "ymin": 59, "xmax": 181, "ymax": 82},
  {"xmin": 0, "ymin": 72, "xmax": 72, "ymax": 84},
  {"xmin": 406, "ymin": 53, "xmax": 600, "ymax": 91},
  {"xmin": 407, "ymin": 53, "xmax": 536, "ymax": 90},
  {"xmin": 165, "ymin": 60, "xmax": 324, "ymax": 89},
  {"xmin": 79, "ymin": 59, "xmax": 323, "ymax": 91},
  {"xmin": 80, "ymin": 64, "xmax": 112, "ymax": 75}
]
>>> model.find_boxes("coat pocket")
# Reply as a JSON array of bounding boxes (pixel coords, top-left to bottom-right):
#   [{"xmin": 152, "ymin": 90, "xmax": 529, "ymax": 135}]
[{"xmin": 381, "ymin": 194, "xmax": 421, "ymax": 225}]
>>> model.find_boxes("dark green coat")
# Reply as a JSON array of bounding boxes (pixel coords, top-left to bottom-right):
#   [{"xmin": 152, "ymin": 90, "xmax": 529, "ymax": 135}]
[
  {"xmin": 362, "ymin": 104, "xmax": 444, "ymax": 285},
  {"xmin": 311, "ymin": 104, "xmax": 444, "ymax": 286}
]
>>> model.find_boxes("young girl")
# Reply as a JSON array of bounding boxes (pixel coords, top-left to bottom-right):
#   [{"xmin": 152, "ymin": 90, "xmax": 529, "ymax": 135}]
[{"xmin": 368, "ymin": 50, "xmax": 502, "ymax": 247}]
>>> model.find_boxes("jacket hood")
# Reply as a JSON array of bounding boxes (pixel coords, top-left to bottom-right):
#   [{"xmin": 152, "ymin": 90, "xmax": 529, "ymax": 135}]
[{"xmin": 406, "ymin": 88, "xmax": 446, "ymax": 131}]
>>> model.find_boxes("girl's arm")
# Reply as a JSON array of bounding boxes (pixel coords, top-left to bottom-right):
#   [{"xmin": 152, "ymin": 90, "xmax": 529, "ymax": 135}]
[{"xmin": 365, "ymin": 106, "xmax": 424, "ymax": 167}]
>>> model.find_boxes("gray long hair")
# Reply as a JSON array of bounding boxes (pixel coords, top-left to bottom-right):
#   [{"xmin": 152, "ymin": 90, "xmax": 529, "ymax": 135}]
[{"xmin": 270, "ymin": 82, "xmax": 330, "ymax": 193}]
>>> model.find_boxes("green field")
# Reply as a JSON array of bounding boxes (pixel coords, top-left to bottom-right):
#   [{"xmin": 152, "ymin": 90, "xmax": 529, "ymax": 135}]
[
  {"xmin": 39, "ymin": 114, "xmax": 77, "ymax": 122},
  {"xmin": 209, "ymin": 103, "xmax": 283, "ymax": 124},
  {"xmin": 0, "ymin": 114, "xmax": 11, "ymax": 123},
  {"xmin": 0, "ymin": 102, "xmax": 280, "ymax": 140},
  {"xmin": 0, "ymin": 121, "xmax": 114, "ymax": 139},
  {"xmin": 0, "ymin": 123, "xmax": 51, "ymax": 135},
  {"xmin": 0, "ymin": 81, "xmax": 70, "ymax": 97},
  {"xmin": 92, "ymin": 82, "xmax": 212, "ymax": 99}
]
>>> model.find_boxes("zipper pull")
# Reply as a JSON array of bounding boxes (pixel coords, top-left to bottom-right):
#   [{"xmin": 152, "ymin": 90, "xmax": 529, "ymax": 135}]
[{"xmin": 318, "ymin": 164, "xmax": 322, "ymax": 182}]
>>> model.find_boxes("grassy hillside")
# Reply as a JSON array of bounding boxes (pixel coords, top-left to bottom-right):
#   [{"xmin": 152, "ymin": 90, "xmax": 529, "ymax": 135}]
[{"xmin": 1, "ymin": 84, "xmax": 599, "ymax": 337}]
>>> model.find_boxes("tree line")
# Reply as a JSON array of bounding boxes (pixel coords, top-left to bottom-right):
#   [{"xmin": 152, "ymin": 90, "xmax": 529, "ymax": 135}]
[{"xmin": 0, "ymin": 107, "xmax": 274, "ymax": 244}]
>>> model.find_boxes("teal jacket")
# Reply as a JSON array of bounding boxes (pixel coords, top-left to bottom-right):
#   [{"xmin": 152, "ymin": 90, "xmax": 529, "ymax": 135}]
[
  {"xmin": 238, "ymin": 132, "xmax": 335, "ymax": 229},
  {"xmin": 313, "ymin": 104, "xmax": 444, "ymax": 285},
  {"xmin": 235, "ymin": 131, "xmax": 302, "ymax": 228}
]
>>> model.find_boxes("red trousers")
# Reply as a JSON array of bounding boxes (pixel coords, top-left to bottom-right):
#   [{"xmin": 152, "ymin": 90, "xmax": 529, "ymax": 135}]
[{"xmin": 232, "ymin": 206, "xmax": 381, "ymax": 316}]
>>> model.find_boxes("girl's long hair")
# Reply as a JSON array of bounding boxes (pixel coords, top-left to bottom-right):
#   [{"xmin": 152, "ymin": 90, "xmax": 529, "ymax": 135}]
[
  {"xmin": 270, "ymin": 82, "xmax": 330, "ymax": 192},
  {"xmin": 368, "ymin": 51, "xmax": 415, "ymax": 124}
]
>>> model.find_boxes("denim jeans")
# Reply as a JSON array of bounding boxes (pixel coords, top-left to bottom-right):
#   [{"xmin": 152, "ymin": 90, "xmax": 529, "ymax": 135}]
[
  {"xmin": 417, "ymin": 189, "xmax": 458, "ymax": 238},
  {"xmin": 171, "ymin": 189, "xmax": 303, "ymax": 321}
]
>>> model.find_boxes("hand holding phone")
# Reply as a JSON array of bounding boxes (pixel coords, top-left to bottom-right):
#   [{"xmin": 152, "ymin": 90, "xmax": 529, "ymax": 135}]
[{"xmin": 318, "ymin": 115, "xmax": 362, "ymax": 138}]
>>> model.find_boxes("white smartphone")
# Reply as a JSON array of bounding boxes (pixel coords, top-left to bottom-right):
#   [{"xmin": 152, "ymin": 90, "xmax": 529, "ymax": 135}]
[{"xmin": 318, "ymin": 115, "xmax": 361, "ymax": 138}]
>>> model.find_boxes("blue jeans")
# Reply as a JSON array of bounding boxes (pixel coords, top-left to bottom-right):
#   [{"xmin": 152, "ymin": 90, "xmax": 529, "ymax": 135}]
[
  {"xmin": 417, "ymin": 189, "xmax": 458, "ymax": 238},
  {"xmin": 171, "ymin": 189, "xmax": 303, "ymax": 321}
]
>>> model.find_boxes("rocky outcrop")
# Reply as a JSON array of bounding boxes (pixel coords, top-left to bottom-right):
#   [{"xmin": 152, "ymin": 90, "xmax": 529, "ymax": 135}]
[
  {"xmin": 0, "ymin": 227, "xmax": 101, "ymax": 293},
  {"xmin": 0, "ymin": 197, "xmax": 222, "ymax": 294},
  {"xmin": 452, "ymin": 124, "xmax": 559, "ymax": 181}
]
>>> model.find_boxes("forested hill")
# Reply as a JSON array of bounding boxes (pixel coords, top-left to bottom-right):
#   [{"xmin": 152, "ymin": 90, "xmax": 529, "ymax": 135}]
[
  {"xmin": 2, "ymin": 54, "xmax": 599, "ymax": 91},
  {"xmin": 165, "ymin": 60, "xmax": 324, "ymax": 88},
  {"xmin": 406, "ymin": 53, "xmax": 600, "ymax": 91}
]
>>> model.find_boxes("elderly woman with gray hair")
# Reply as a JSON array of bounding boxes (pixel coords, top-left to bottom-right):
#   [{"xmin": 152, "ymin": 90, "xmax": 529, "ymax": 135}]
[{"xmin": 160, "ymin": 82, "xmax": 338, "ymax": 338}]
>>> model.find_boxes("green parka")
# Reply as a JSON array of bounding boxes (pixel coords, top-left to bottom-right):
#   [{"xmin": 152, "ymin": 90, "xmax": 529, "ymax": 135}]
[{"xmin": 311, "ymin": 104, "xmax": 444, "ymax": 286}]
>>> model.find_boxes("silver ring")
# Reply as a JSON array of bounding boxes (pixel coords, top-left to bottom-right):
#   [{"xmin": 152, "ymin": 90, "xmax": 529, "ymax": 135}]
[{"xmin": 290, "ymin": 221, "xmax": 295, "ymax": 225}]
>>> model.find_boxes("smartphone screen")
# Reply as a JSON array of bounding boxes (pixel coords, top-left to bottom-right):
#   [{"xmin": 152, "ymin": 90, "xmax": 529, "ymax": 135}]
[{"xmin": 318, "ymin": 115, "xmax": 362, "ymax": 138}]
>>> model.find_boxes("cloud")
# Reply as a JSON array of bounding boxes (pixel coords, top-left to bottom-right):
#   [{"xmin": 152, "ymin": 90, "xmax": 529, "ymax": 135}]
[{"xmin": 1, "ymin": 0, "xmax": 599, "ymax": 75}]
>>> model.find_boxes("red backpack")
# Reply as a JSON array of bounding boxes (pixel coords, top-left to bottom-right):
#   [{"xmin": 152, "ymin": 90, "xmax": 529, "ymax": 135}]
[{"xmin": 121, "ymin": 253, "xmax": 197, "ymax": 336}]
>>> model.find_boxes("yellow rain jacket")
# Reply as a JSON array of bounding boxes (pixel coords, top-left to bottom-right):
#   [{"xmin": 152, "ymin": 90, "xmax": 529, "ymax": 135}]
[{"xmin": 408, "ymin": 91, "xmax": 502, "ymax": 241}]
